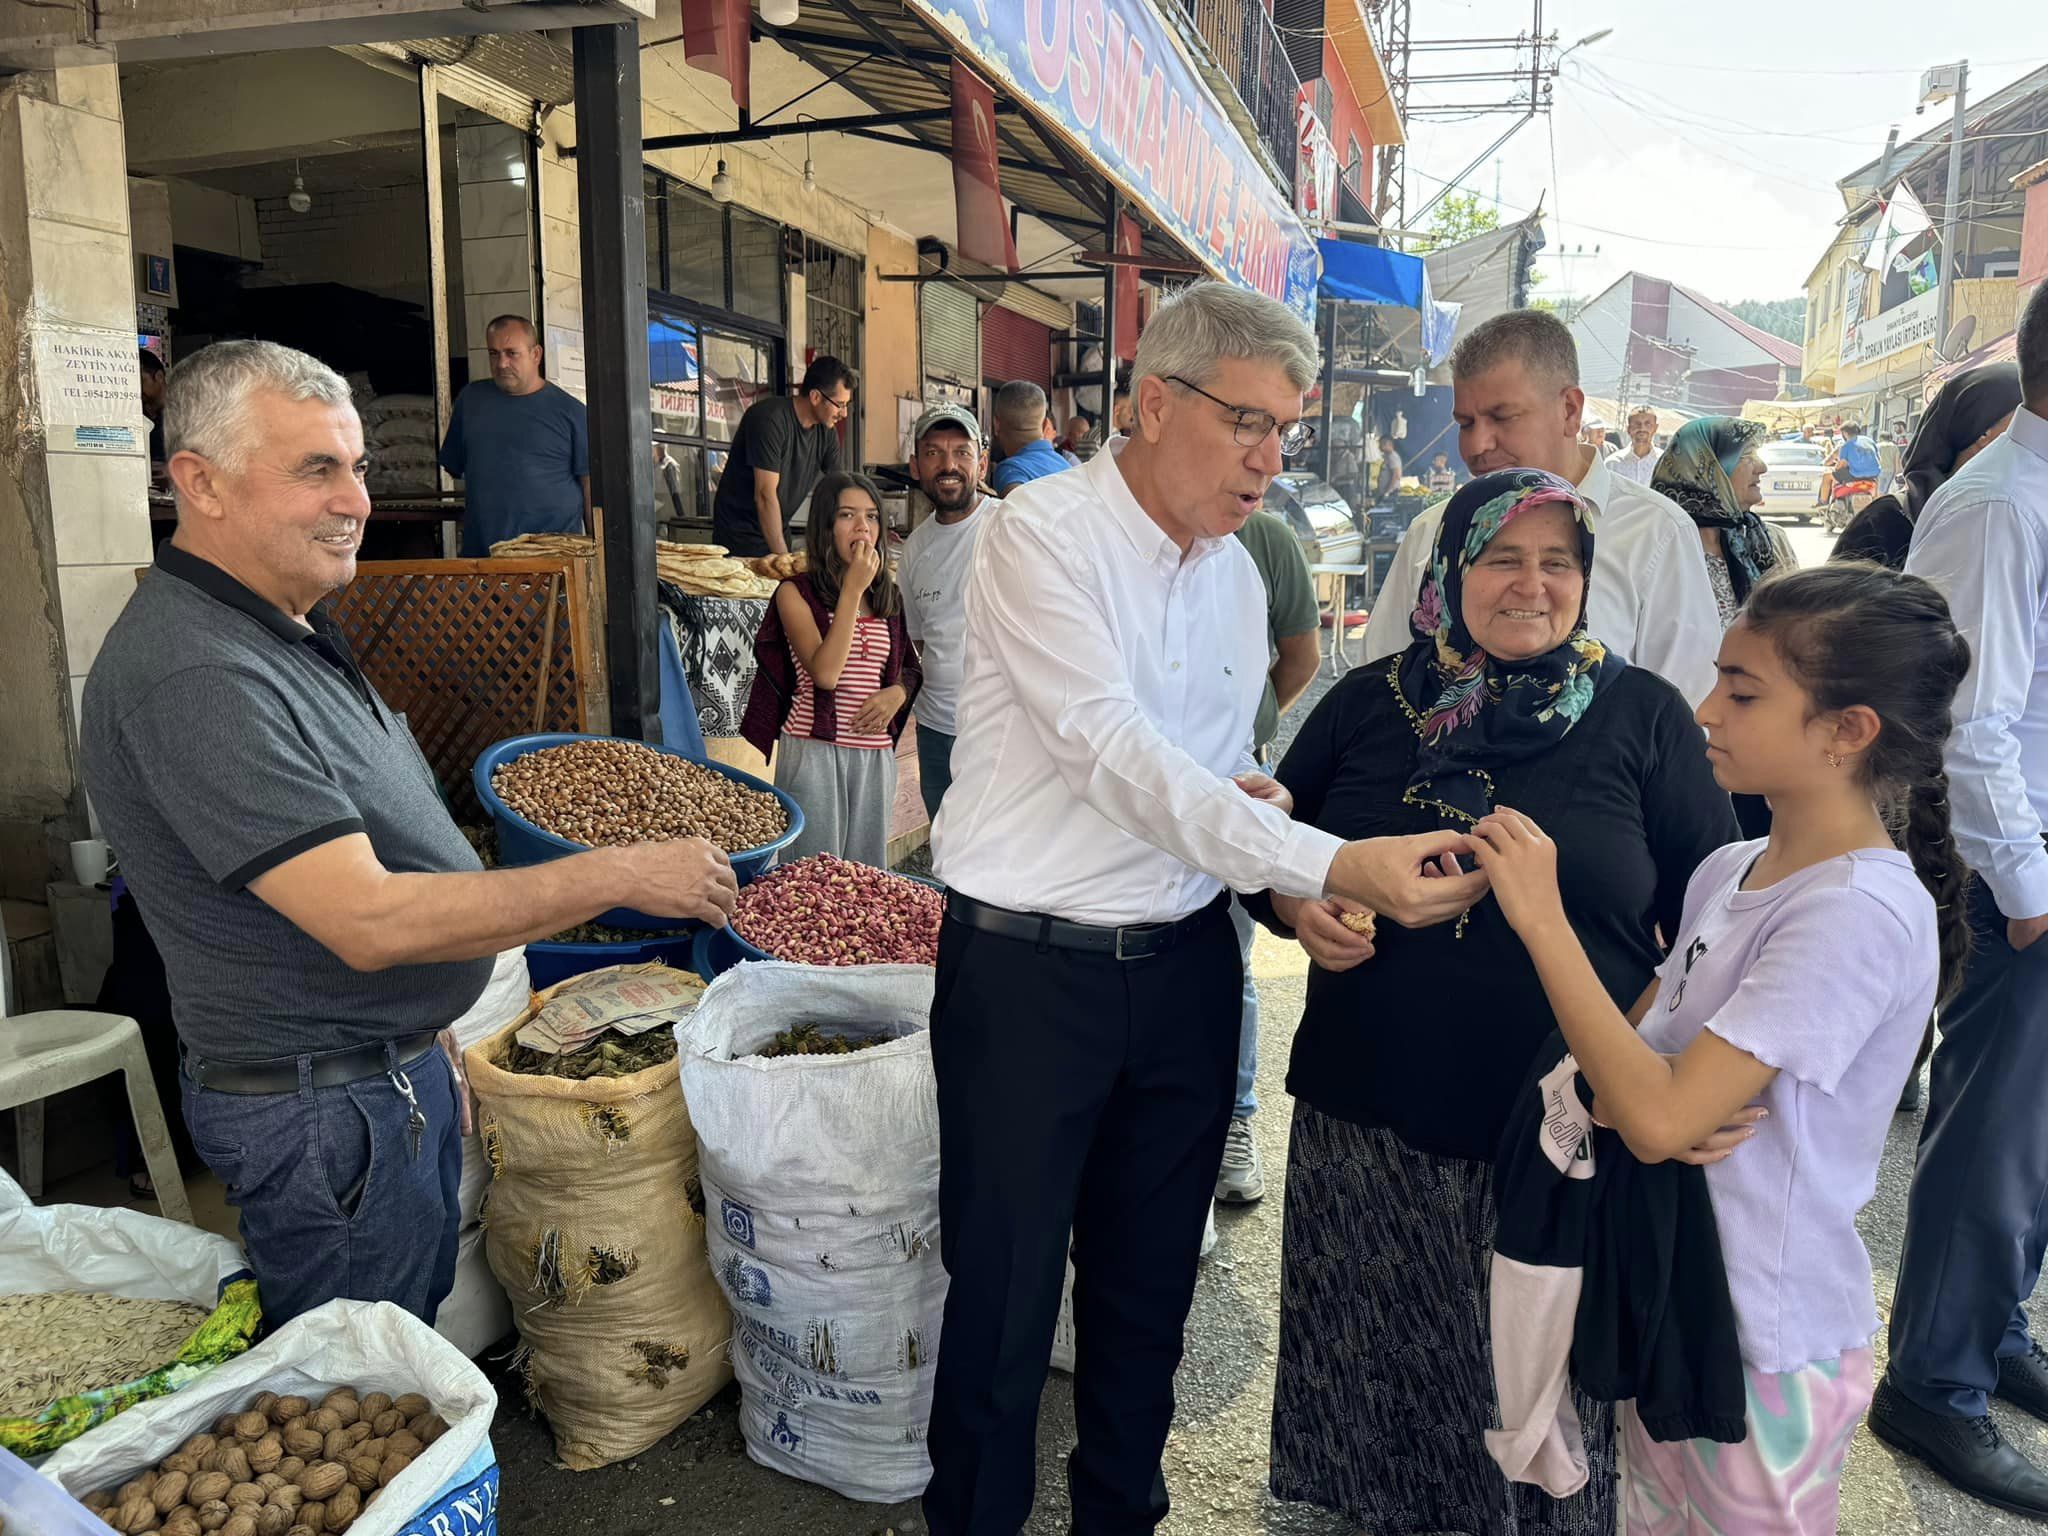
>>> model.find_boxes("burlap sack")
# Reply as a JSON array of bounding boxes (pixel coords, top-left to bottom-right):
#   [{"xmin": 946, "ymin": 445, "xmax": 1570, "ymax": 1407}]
[{"xmin": 465, "ymin": 968, "xmax": 731, "ymax": 1470}]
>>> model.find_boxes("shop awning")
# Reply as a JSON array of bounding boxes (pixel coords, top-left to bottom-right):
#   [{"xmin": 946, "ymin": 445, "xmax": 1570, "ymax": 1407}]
[
  {"xmin": 1739, "ymin": 390, "xmax": 1881, "ymax": 429},
  {"xmin": 747, "ymin": 0, "xmax": 1321, "ymax": 319}
]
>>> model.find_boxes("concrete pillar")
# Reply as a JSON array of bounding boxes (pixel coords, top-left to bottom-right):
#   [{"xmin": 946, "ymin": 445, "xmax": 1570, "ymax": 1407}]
[
  {"xmin": 0, "ymin": 56, "xmax": 152, "ymax": 897},
  {"xmin": 455, "ymin": 112, "xmax": 538, "ymax": 387}
]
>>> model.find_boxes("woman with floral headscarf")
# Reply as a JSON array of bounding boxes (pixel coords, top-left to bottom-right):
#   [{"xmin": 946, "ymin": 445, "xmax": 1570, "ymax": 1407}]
[
  {"xmin": 1244, "ymin": 469, "xmax": 1738, "ymax": 1536},
  {"xmin": 1651, "ymin": 416, "xmax": 1798, "ymax": 627}
]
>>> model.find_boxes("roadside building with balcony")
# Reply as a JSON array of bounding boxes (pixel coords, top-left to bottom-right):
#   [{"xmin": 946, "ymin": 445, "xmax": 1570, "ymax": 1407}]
[{"xmin": 1802, "ymin": 63, "xmax": 2047, "ymax": 428}]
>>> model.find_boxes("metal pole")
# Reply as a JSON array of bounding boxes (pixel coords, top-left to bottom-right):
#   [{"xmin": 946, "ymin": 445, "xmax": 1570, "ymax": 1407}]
[
  {"xmin": 1102, "ymin": 182, "xmax": 1119, "ymax": 439},
  {"xmin": 573, "ymin": 23, "xmax": 660, "ymax": 741},
  {"xmin": 1319, "ymin": 301, "xmax": 1337, "ymax": 485},
  {"xmin": 1934, "ymin": 61, "xmax": 1968, "ymax": 357},
  {"xmin": 419, "ymin": 64, "xmax": 455, "ymax": 553}
]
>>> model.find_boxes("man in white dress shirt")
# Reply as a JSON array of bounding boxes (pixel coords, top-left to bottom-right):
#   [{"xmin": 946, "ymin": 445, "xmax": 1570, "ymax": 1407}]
[
  {"xmin": 1606, "ymin": 405, "xmax": 1662, "ymax": 487},
  {"xmin": 1876, "ymin": 281, "xmax": 2048, "ymax": 1518},
  {"xmin": 920, "ymin": 283, "xmax": 1488, "ymax": 1536},
  {"xmin": 1362, "ymin": 311, "xmax": 1721, "ymax": 706}
]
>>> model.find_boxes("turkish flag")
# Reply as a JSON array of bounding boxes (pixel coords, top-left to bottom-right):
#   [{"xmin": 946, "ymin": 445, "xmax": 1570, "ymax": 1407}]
[
  {"xmin": 1115, "ymin": 213, "xmax": 1142, "ymax": 361},
  {"xmin": 681, "ymin": 0, "xmax": 750, "ymax": 113},
  {"xmin": 951, "ymin": 60, "xmax": 1018, "ymax": 271}
]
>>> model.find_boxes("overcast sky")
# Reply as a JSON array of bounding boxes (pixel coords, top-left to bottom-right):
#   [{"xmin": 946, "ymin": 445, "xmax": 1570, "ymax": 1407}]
[{"xmin": 1395, "ymin": 0, "xmax": 2042, "ymax": 307}]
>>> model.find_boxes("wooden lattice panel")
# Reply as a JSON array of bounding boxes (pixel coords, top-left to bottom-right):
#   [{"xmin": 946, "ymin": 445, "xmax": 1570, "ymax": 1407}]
[{"xmin": 326, "ymin": 559, "xmax": 603, "ymax": 823}]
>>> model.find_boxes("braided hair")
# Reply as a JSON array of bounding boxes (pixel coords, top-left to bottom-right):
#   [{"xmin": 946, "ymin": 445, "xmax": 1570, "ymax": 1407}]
[{"xmin": 1742, "ymin": 562, "xmax": 1974, "ymax": 1004}]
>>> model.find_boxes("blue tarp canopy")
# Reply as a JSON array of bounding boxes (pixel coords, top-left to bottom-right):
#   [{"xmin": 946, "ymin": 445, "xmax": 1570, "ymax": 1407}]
[
  {"xmin": 1316, "ymin": 237, "xmax": 1461, "ymax": 366},
  {"xmin": 1317, "ymin": 238, "xmax": 1427, "ymax": 308}
]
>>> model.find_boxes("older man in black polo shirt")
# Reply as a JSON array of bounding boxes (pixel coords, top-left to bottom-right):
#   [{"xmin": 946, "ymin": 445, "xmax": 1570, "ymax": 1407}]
[{"xmin": 82, "ymin": 340, "xmax": 737, "ymax": 1326}]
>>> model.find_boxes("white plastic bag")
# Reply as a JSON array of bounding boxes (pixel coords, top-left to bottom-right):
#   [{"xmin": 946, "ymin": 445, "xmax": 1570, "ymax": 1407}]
[
  {"xmin": 0, "ymin": 1172, "xmax": 259, "ymax": 1455},
  {"xmin": 41, "ymin": 1299, "xmax": 497, "ymax": 1536},
  {"xmin": 450, "ymin": 949, "xmax": 533, "ymax": 1228},
  {"xmin": 0, "ymin": 1170, "xmax": 244, "ymax": 1303},
  {"xmin": 677, "ymin": 961, "xmax": 944, "ymax": 1504}
]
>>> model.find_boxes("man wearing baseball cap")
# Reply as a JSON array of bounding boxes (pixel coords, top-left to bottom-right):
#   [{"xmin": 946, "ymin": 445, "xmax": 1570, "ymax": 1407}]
[{"xmin": 896, "ymin": 403, "xmax": 993, "ymax": 819}]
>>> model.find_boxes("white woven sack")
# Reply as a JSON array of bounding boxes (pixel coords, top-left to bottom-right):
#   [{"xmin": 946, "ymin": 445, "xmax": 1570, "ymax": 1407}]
[{"xmin": 677, "ymin": 961, "xmax": 943, "ymax": 1504}]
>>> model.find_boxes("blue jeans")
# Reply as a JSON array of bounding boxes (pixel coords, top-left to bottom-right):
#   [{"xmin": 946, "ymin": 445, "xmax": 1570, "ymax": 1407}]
[
  {"xmin": 1230, "ymin": 898, "xmax": 1258, "ymax": 1119},
  {"xmin": 181, "ymin": 1043, "xmax": 463, "ymax": 1328},
  {"xmin": 917, "ymin": 724, "xmax": 957, "ymax": 824}
]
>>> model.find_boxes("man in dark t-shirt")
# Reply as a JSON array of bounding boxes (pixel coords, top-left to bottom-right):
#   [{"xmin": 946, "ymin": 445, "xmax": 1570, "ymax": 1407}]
[
  {"xmin": 86, "ymin": 341, "xmax": 739, "ymax": 1327},
  {"xmin": 439, "ymin": 314, "xmax": 590, "ymax": 557},
  {"xmin": 711, "ymin": 356, "xmax": 855, "ymax": 555}
]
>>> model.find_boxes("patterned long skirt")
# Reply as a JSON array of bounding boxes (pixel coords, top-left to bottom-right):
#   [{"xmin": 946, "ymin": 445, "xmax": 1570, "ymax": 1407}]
[{"xmin": 1270, "ymin": 1103, "xmax": 1617, "ymax": 1536}]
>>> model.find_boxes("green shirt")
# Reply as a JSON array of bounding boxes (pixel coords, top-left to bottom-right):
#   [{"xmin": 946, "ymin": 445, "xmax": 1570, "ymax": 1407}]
[{"xmin": 1233, "ymin": 510, "xmax": 1321, "ymax": 751}]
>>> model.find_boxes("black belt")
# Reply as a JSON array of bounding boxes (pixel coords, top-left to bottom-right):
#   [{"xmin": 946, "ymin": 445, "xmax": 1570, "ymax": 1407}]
[
  {"xmin": 183, "ymin": 1031, "xmax": 441, "ymax": 1095},
  {"xmin": 945, "ymin": 890, "xmax": 1229, "ymax": 961}
]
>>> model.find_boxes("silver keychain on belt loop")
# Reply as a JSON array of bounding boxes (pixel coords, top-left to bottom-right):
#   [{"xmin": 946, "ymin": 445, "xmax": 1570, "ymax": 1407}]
[{"xmin": 389, "ymin": 1063, "xmax": 426, "ymax": 1162}]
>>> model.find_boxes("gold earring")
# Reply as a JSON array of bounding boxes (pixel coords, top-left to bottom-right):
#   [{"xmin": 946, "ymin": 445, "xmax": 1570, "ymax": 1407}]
[{"xmin": 1826, "ymin": 751, "xmax": 1844, "ymax": 768}]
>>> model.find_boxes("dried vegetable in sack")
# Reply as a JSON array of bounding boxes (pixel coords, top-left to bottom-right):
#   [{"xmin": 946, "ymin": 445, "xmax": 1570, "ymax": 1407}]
[{"xmin": 465, "ymin": 966, "xmax": 730, "ymax": 1470}]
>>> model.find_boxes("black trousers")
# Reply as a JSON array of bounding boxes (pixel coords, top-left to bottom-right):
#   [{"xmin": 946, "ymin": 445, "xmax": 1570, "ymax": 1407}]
[
  {"xmin": 922, "ymin": 898, "xmax": 1241, "ymax": 1536},
  {"xmin": 1889, "ymin": 878, "xmax": 2048, "ymax": 1416}
]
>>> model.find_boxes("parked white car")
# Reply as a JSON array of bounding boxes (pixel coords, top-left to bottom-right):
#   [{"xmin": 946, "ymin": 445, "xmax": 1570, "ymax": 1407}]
[{"xmin": 1754, "ymin": 440, "xmax": 1829, "ymax": 523}]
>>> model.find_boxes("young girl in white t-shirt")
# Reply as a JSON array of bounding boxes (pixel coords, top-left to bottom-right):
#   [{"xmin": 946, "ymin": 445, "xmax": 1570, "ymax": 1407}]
[{"xmin": 1470, "ymin": 562, "xmax": 1971, "ymax": 1535}]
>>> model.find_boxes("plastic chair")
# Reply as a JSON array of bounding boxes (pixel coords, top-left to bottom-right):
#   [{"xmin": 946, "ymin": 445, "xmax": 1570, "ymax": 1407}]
[{"xmin": 0, "ymin": 917, "xmax": 192, "ymax": 1225}]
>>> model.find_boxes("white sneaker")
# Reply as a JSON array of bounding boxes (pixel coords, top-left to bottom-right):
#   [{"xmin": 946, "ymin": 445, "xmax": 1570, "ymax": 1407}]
[
  {"xmin": 1199, "ymin": 1201, "xmax": 1218, "ymax": 1260},
  {"xmin": 1214, "ymin": 1115, "xmax": 1266, "ymax": 1203}
]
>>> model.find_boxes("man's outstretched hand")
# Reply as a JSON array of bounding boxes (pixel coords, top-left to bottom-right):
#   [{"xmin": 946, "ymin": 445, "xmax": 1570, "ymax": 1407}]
[{"xmin": 1326, "ymin": 830, "xmax": 1489, "ymax": 928}]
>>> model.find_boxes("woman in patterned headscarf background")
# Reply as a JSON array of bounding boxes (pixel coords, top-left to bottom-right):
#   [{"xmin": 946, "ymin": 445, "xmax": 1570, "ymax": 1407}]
[
  {"xmin": 1652, "ymin": 416, "xmax": 1798, "ymax": 627},
  {"xmin": 1242, "ymin": 469, "xmax": 1738, "ymax": 1536}
]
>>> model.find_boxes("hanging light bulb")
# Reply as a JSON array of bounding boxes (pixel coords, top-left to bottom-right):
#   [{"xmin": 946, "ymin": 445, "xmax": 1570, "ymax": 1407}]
[
  {"xmin": 287, "ymin": 158, "xmax": 312, "ymax": 215},
  {"xmin": 711, "ymin": 158, "xmax": 734, "ymax": 204},
  {"xmin": 761, "ymin": 0, "xmax": 800, "ymax": 25},
  {"xmin": 802, "ymin": 132, "xmax": 815, "ymax": 195}
]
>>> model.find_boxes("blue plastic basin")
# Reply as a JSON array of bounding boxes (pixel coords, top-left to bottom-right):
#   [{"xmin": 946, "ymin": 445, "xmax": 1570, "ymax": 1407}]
[
  {"xmin": 473, "ymin": 732, "xmax": 803, "ymax": 931},
  {"xmin": 524, "ymin": 929, "xmax": 699, "ymax": 989}
]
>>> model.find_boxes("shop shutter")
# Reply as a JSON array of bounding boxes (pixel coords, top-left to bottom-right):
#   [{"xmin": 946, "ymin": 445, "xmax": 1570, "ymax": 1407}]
[
  {"xmin": 921, "ymin": 281, "xmax": 980, "ymax": 386},
  {"xmin": 981, "ymin": 306, "xmax": 1051, "ymax": 390}
]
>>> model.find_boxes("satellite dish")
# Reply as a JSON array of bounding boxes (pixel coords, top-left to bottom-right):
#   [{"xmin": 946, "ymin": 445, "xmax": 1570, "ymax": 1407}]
[{"xmin": 1937, "ymin": 314, "xmax": 1977, "ymax": 362}]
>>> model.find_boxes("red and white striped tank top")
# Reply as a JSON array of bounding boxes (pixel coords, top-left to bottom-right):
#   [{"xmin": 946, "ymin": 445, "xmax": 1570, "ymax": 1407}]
[{"xmin": 785, "ymin": 614, "xmax": 894, "ymax": 749}]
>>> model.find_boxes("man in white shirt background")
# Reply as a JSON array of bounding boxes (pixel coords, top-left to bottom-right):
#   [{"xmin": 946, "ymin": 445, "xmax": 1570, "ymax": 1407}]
[
  {"xmin": 1606, "ymin": 405, "xmax": 1663, "ymax": 487},
  {"xmin": 1362, "ymin": 311, "xmax": 1722, "ymax": 707},
  {"xmin": 1879, "ymin": 280, "xmax": 2048, "ymax": 1518},
  {"xmin": 920, "ymin": 282, "xmax": 1489, "ymax": 1536},
  {"xmin": 896, "ymin": 404, "xmax": 992, "ymax": 820}
]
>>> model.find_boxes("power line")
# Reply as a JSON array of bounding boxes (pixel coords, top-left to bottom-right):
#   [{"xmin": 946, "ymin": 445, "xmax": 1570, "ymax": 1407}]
[{"xmin": 1589, "ymin": 51, "xmax": 2047, "ymax": 78}]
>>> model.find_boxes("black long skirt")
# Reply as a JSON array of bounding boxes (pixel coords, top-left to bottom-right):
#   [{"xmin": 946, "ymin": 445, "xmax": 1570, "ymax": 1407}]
[{"xmin": 1269, "ymin": 1103, "xmax": 1616, "ymax": 1536}]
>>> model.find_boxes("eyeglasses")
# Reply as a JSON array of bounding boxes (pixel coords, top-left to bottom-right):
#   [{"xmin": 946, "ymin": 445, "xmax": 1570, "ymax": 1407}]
[{"xmin": 1167, "ymin": 376, "xmax": 1318, "ymax": 457}]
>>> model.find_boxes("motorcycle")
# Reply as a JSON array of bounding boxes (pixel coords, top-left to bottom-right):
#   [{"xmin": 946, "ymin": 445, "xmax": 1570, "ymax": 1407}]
[{"xmin": 1821, "ymin": 478, "xmax": 1877, "ymax": 535}]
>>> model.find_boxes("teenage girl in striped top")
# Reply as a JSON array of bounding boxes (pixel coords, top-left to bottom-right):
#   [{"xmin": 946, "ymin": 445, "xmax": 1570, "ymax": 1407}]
[{"xmin": 747, "ymin": 471, "xmax": 920, "ymax": 866}]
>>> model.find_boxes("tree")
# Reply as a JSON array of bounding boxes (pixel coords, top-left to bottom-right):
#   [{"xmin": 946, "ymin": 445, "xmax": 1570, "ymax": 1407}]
[
  {"xmin": 1413, "ymin": 193, "xmax": 1501, "ymax": 252},
  {"xmin": 1723, "ymin": 297, "xmax": 1807, "ymax": 344}
]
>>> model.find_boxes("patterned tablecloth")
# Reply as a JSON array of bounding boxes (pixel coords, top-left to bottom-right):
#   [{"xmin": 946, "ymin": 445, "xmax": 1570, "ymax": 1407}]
[{"xmin": 662, "ymin": 585, "xmax": 770, "ymax": 738}]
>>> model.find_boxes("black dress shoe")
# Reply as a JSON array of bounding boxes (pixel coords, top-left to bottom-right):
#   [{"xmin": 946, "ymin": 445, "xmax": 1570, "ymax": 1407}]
[
  {"xmin": 1897, "ymin": 1071, "xmax": 1924, "ymax": 1114},
  {"xmin": 2000, "ymin": 1343, "xmax": 2048, "ymax": 1423},
  {"xmin": 1869, "ymin": 1373, "xmax": 2048, "ymax": 1518}
]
